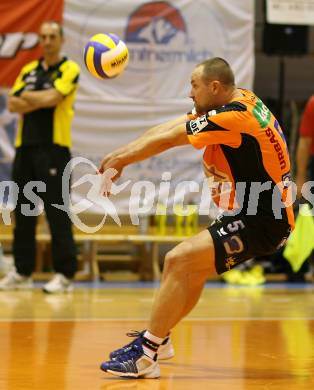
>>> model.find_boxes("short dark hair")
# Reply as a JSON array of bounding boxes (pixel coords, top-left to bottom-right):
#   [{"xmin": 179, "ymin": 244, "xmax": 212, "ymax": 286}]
[
  {"xmin": 197, "ymin": 57, "xmax": 235, "ymax": 86},
  {"xmin": 41, "ymin": 20, "xmax": 64, "ymax": 37}
]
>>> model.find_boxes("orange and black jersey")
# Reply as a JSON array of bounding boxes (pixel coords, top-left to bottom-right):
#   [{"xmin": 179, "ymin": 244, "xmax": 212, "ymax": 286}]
[{"xmin": 186, "ymin": 89, "xmax": 294, "ymax": 229}]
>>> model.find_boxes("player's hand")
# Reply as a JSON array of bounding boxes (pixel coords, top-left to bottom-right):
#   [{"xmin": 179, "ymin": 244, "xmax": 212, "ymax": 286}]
[
  {"xmin": 98, "ymin": 154, "xmax": 123, "ymax": 176},
  {"xmin": 98, "ymin": 155, "xmax": 124, "ymax": 195}
]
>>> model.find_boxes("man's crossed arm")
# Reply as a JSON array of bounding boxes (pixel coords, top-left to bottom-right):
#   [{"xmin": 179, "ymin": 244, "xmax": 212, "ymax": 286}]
[{"xmin": 8, "ymin": 89, "xmax": 63, "ymax": 114}]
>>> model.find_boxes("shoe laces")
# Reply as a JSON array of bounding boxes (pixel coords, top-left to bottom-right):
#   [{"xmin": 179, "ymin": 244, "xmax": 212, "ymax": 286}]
[
  {"xmin": 126, "ymin": 330, "xmax": 145, "ymax": 338},
  {"xmin": 115, "ymin": 340, "xmax": 144, "ymax": 363},
  {"xmin": 115, "ymin": 330, "xmax": 145, "ymax": 353}
]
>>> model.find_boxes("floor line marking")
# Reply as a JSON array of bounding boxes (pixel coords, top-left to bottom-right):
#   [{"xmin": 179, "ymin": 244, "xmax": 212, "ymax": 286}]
[
  {"xmin": 93, "ymin": 298, "xmax": 114, "ymax": 302},
  {"xmin": 0, "ymin": 317, "xmax": 313, "ymax": 322}
]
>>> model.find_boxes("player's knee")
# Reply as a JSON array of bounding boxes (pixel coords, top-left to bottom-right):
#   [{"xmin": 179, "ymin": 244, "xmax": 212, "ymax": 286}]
[
  {"xmin": 163, "ymin": 243, "xmax": 192, "ymax": 276},
  {"xmin": 163, "ymin": 251, "xmax": 180, "ymax": 276}
]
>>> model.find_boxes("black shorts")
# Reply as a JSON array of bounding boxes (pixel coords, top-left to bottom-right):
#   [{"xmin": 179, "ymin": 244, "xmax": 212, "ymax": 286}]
[{"xmin": 208, "ymin": 213, "xmax": 292, "ymax": 274}]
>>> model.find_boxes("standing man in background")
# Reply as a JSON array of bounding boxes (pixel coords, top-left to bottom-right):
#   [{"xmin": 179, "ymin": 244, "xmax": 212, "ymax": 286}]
[
  {"xmin": 0, "ymin": 21, "xmax": 80, "ymax": 293},
  {"xmin": 291, "ymin": 95, "xmax": 314, "ymax": 281},
  {"xmin": 296, "ymin": 95, "xmax": 314, "ymax": 196}
]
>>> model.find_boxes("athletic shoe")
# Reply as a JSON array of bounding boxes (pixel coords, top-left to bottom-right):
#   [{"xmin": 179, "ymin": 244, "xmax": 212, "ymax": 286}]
[
  {"xmin": 101, "ymin": 335, "xmax": 160, "ymax": 378},
  {"xmin": 43, "ymin": 273, "xmax": 73, "ymax": 293},
  {"xmin": 109, "ymin": 330, "xmax": 175, "ymax": 361},
  {"xmin": 0, "ymin": 269, "xmax": 33, "ymax": 290}
]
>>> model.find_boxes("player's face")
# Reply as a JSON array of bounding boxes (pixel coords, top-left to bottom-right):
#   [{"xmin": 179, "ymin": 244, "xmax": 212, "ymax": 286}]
[
  {"xmin": 189, "ymin": 66, "xmax": 218, "ymax": 114},
  {"xmin": 39, "ymin": 23, "xmax": 63, "ymax": 57}
]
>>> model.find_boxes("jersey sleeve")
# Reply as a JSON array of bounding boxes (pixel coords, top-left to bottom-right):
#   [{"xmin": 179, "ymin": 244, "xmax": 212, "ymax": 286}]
[
  {"xmin": 9, "ymin": 61, "xmax": 38, "ymax": 96},
  {"xmin": 186, "ymin": 102, "xmax": 247, "ymax": 149},
  {"xmin": 299, "ymin": 96, "xmax": 314, "ymax": 138},
  {"xmin": 53, "ymin": 60, "xmax": 80, "ymax": 96}
]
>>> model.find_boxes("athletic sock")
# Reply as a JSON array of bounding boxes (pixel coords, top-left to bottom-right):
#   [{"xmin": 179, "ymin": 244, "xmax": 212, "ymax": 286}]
[
  {"xmin": 142, "ymin": 330, "xmax": 164, "ymax": 359},
  {"xmin": 162, "ymin": 331, "xmax": 171, "ymax": 345}
]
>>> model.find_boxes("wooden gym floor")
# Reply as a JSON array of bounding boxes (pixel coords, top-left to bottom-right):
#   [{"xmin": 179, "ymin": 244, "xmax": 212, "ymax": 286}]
[{"xmin": 0, "ymin": 282, "xmax": 314, "ymax": 390}]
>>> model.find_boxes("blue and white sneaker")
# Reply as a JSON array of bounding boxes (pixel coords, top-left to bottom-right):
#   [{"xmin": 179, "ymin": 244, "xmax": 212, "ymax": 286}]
[
  {"xmin": 109, "ymin": 330, "xmax": 174, "ymax": 361},
  {"xmin": 101, "ymin": 336, "xmax": 160, "ymax": 378}
]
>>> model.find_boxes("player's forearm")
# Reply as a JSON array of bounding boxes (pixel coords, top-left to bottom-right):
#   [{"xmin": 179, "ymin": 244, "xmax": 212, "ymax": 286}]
[
  {"xmin": 134, "ymin": 114, "xmax": 188, "ymax": 141},
  {"xmin": 123, "ymin": 122, "xmax": 189, "ymax": 163},
  {"xmin": 153, "ymin": 114, "xmax": 189, "ymax": 131},
  {"xmin": 21, "ymin": 89, "xmax": 62, "ymax": 108},
  {"xmin": 107, "ymin": 134, "xmax": 172, "ymax": 170},
  {"xmin": 121, "ymin": 135, "xmax": 173, "ymax": 165},
  {"xmin": 7, "ymin": 96, "xmax": 38, "ymax": 114},
  {"xmin": 99, "ymin": 123, "xmax": 188, "ymax": 174},
  {"xmin": 106, "ymin": 116, "xmax": 189, "ymax": 165}
]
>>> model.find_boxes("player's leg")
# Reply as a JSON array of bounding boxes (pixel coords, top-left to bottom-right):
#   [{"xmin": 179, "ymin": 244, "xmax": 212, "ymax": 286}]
[
  {"xmin": 101, "ymin": 213, "xmax": 292, "ymax": 378},
  {"xmin": 101, "ymin": 229, "xmax": 217, "ymax": 378},
  {"xmin": 148, "ymin": 229, "xmax": 216, "ymax": 337}
]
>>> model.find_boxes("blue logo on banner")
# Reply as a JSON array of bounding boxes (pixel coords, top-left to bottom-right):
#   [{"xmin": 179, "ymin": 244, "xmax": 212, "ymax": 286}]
[
  {"xmin": 125, "ymin": 1, "xmax": 187, "ymax": 44},
  {"xmin": 124, "ymin": 1, "xmax": 212, "ymax": 71}
]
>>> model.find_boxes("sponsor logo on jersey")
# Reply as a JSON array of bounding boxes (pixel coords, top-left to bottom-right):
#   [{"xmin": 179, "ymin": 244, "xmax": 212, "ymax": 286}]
[
  {"xmin": 265, "ymin": 127, "xmax": 287, "ymax": 170},
  {"xmin": 282, "ymin": 172, "xmax": 292, "ymax": 188},
  {"xmin": 207, "ymin": 109, "xmax": 217, "ymax": 117},
  {"xmin": 189, "ymin": 115, "xmax": 208, "ymax": 134},
  {"xmin": 253, "ymin": 98, "xmax": 271, "ymax": 128},
  {"xmin": 225, "ymin": 256, "xmax": 237, "ymax": 270}
]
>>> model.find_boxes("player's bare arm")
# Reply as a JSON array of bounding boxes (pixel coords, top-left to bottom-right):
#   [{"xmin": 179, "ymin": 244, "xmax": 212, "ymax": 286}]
[
  {"xmin": 99, "ymin": 121, "xmax": 190, "ymax": 178},
  {"xmin": 21, "ymin": 89, "xmax": 63, "ymax": 108}
]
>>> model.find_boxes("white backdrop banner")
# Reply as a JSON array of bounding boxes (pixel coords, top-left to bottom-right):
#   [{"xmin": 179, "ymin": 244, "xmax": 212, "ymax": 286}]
[
  {"xmin": 63, "ymin": 0, "xmax": 255, "ymax": 216},
  {"xmin": 0, "ymin": 89, "xmax": 16, "ymax": 183}
]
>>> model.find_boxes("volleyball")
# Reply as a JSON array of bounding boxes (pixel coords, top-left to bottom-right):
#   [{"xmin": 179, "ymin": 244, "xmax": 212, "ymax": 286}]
[{"xmin": 84, "ymin": 33, "xmax": 129, "ymax": 79}]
